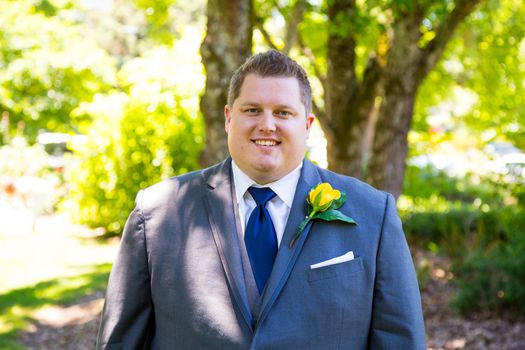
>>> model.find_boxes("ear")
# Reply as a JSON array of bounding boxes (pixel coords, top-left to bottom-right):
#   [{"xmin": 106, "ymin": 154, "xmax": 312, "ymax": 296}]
[
  {"xmin": 224, "ymin": 105, "xmax": 231, "ymax": 133},
  {"xmin": 305, "ymin": 113, "xmax": 315, "ymax": 136}
]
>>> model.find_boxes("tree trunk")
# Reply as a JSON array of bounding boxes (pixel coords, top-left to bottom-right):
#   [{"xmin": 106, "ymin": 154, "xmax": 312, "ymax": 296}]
[
  {"xmin": 366, "ymin": 8, "xmax": 423, "ymax": 198},
  {"xmin": 368, "ymin": 80, "xmax": 417, "ymax": 199},
  {"xmin": 324, "ymin": 60, "xmax": 383, "ymax": 178},
  {"xmin": 199, "ymin": 0, "xmax": 252, "ymax": 167},
  {"xmin": 324, "ymin": 116, "xmax": 369, "ymax": 177},
  {"xmin": 323, "ymin": 0, "xmax": 382, "ymax": 178},
  {"xmin": 367, "ymin": 0, "xmax": 482, "ymax": 198}
]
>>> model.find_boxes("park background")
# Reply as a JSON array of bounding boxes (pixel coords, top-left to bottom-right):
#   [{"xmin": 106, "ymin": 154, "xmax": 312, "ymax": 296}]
[{"xmin": 1, "ymin": 0, "xmax": 524, "ymax": 348}]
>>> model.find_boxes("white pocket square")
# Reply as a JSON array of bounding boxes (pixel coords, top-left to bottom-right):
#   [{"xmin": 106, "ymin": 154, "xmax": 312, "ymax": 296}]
[{"xmin": 310, "ymin": 251, "xmax": 354, "ymax": 269}]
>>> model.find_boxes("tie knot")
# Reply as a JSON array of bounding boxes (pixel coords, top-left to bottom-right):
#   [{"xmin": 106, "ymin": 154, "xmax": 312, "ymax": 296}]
[{"xmin": 248, "ymin": 187, "xmax": 276, "ymax": 206}]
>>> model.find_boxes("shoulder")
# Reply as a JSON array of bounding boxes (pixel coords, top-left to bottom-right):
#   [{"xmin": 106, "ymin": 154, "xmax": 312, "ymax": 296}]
[
  {"xmin": 136, "ymin": 160, "xmax": 227, "ymax": 211},
  {"xmin": 314, "ymin": 163, "xmax": 388, "ymax": 198},
  {"xmin": 311, "ymin": 162, "xmax": 392, "ymax": 213}
]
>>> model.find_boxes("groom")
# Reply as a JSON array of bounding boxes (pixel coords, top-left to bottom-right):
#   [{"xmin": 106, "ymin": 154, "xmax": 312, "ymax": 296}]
[{"xmin": 97, "ymin": 50, "xmax": 426, "ymax": 349}]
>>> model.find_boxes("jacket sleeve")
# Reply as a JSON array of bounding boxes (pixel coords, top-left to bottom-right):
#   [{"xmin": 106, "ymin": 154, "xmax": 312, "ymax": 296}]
[
  {"xmin": 368, "ymin": 194, "xmax": 426, "ymax": 350},
  {"xmin": 96, "ymin": 190, "xmax": 154, "ymax": 350}
]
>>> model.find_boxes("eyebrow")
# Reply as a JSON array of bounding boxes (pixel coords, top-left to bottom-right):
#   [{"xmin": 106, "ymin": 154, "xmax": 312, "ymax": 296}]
[
  {"xmin": 239, "ymin": 102, "xmax": 298, "ymax": 111},
  {"xmin": 239, "ymin": 102, "xmax": 261, "ymax": 108}
]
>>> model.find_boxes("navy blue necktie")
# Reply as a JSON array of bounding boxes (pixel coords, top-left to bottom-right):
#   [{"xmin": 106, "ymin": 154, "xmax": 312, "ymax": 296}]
[{"xmin": 245, "ymin": 187, "xmax": 278, "ymax": 294}]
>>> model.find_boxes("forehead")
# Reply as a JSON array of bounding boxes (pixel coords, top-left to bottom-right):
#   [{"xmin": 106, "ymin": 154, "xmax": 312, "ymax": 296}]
[{"xmin": 236, "ymin": 74, "xmax": 302, "ymax": 106}]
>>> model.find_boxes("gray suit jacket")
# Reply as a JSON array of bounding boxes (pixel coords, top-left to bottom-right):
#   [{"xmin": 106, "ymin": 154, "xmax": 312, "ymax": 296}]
[{"xmin": 97, "ymin": 158, "xmax": 426, "ymax": 349}]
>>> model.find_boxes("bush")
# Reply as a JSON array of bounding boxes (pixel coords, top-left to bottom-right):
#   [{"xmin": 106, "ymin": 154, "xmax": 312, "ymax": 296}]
[
  {"xmin": 453, "ymin": 207, "xmax": 525, "ymax": 314},
  {"xmin": 402, "ymin": 165, "xmax": 525, "ymax": 314},
  {"xmin": 401, "ymin": 165, "xmax": 518, "ymax": 256},
  {"xmin": 402, "ymin": 165, "xmax": 512, "ymax": 206},
  {"xmin": 403, "ymin": 209, "xmax": 504, "ymax": 258},
  {"xmin": 61, "ymin": 92, "xmax": 203, "ymax": 234}
]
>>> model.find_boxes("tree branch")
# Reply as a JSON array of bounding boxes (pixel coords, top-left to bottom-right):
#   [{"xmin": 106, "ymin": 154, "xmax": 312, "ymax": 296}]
[
  {"xmin": 253, "ymin": 14, "xmax": 279, "ymax": 50},
  {"xmin": 417, "ymin": 0, "xmax": 482, "ymax": 80},
  {"xmin": 271, "ymin": 0, "xmax": 326, "ymax": 94},
  {"xmin": 297, "ymin": 35, "xmax": 327, "ymax": 91},
  {"xmin": 283, "ymin": 0, "xmax": 308, "ymax": 54},
  {"xmin": 356, "ymin": 54, "xmax": 383, "ymax": 119}
]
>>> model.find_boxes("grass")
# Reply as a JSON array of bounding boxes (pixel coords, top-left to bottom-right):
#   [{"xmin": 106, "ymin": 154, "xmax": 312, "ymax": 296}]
[
  {"xmin": 0, "ymin": 213, "xmax": 119, "ymax": 349},
  {"xmin": 0, "ymin": 264, "xmax": 112, "ymax": 348}
]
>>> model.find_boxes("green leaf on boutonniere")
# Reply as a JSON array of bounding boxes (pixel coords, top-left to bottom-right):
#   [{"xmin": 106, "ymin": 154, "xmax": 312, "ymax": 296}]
[
  {"xmin": 313, "ymin": 209, "xmax": 356, "ymax": 224},
  {"xmin": 330, "ymin": 192, "xmax": 346, "ymax": 210},
  {"xmin": 289, "ymin": 183, "xmax": 357, "ymax": 247}
]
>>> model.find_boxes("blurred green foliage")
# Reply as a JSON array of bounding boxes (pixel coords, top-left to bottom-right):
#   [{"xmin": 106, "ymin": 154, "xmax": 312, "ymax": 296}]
[
  {"xmin": 412, "ymin": 0, "xmax": 525, "ymax": 151},
  {"xmin": 402, "ymin": 165, "xmax": 525, "ymax": 314},
  {"xmin": 0, "ymin": 0, "xmax": 116, "ymax": 142},
  {"xmin": 62, "ymin": 91, "xmax": 203, "ymax": 234},
  {"xmin": 453, "ymin": 212, "xmax": 525, "ymax": 314},
  {"xmin": 60, "ymin": 33, "xmax": 205, "ymax": 234},
  {"xmin": 0, "ymin": 0, "xmax": 206, "ymax": 234}
]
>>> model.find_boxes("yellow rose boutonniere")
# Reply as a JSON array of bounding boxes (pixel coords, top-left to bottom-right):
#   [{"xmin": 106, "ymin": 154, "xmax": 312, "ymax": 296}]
[{"xmin": 290, "ymin": 183, "xmax": 357, "ymax": 247}]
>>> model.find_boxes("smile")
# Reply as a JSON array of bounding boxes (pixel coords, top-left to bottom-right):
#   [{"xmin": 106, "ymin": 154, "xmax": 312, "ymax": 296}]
[{"xmin": 253, "ymin": 139, "xmax": 279, "ymax": 146}]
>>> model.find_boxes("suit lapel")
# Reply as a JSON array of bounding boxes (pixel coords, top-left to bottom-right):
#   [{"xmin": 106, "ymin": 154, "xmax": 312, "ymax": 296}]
[
  {"xmin": 203, "ymin": 159, "xmax": 254, "ymax": 330},
  {"xmin": 256, "ymin": 160, "xmax": 321, "ymax": 326}
]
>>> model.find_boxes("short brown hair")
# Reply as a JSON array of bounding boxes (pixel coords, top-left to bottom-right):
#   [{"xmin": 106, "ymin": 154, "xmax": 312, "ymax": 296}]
[{"xmin": 227, "ymin": 50, "xmax": 312, "ymax": 113}]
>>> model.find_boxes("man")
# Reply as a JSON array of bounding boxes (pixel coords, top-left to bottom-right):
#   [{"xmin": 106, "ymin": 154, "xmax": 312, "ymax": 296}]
[{"xmin": 97, "ymin": 50, "xmax": 426, "ymax": 349}]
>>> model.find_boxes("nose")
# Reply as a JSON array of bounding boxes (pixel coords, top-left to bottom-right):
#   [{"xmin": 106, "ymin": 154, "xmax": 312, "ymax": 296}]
[{"xmin": 257, "ymin": 111, "xmax": 276, "ymax": 132}]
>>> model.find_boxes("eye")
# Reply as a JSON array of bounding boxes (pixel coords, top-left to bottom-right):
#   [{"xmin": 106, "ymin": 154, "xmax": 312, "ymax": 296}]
[
  {"xmin": 275, "ymin": 110, "xmax": 292, "ymax": 117},
  {"xmin": 244, "ymin": 108, "xmax": 259, "ymax": 114}
]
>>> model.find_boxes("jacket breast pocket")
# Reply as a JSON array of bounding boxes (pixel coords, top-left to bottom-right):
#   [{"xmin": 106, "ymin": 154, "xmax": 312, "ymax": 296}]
[{"xmin": 307, "ymin": 257, "xmax": 364, "ymax": 282}]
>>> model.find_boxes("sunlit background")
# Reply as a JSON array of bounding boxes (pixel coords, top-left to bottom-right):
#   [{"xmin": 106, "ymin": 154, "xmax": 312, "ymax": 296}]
[{"xmin": 1, "ymin": 0, "xmax": 524, "ymax": 349}]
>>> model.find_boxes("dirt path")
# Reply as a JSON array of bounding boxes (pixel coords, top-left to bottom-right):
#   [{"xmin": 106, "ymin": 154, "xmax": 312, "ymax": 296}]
[
  {"xmin": 420, "ymin": 250, "xmax": 525, "ymax": 350},
  {"xmin": 18, "ymin": 292, "xmax": 103, "ymax": 350}
]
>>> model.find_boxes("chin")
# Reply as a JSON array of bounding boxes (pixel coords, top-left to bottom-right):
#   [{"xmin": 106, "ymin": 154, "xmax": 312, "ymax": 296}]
[
  {"xmin": 251, "ymin": 165, "xmax": 282, "ymax": 183},
  {"xmin": 255, "ymin": 163, "xmax": 280, "ymax": 174}
]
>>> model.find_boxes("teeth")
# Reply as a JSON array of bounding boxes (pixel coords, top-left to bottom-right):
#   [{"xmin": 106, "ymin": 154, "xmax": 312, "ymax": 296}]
[{"xmin": 255, "ymin": 140, "xmax": 277, "ymax": 146}]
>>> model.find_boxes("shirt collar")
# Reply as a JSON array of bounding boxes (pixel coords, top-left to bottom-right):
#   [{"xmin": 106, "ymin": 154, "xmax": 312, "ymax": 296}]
[{"xmin": 231, "ymin": 160, "xmax": 302, "ymax": 208}]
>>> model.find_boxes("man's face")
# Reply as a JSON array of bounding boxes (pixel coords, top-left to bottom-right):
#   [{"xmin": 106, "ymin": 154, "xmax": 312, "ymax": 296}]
[{"xmin": 225, "ymin": 74, "xmax": 315, "ymax": 184}]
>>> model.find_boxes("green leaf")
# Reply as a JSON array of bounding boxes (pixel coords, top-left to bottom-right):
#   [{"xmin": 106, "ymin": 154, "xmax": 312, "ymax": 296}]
[
  {"xmin": 331, "ymin": 191, "xmax": 346, "ymax": 210},
  {"xmin": 313, "ymin": 209, "xmax": 356, "ymax": 224}
]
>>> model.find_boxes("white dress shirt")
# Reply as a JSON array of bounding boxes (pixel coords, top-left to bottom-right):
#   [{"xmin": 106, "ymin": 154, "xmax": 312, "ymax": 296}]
[{"xmin": 231, "ymin": 160, "xmax": 302, "ymax": 247}]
